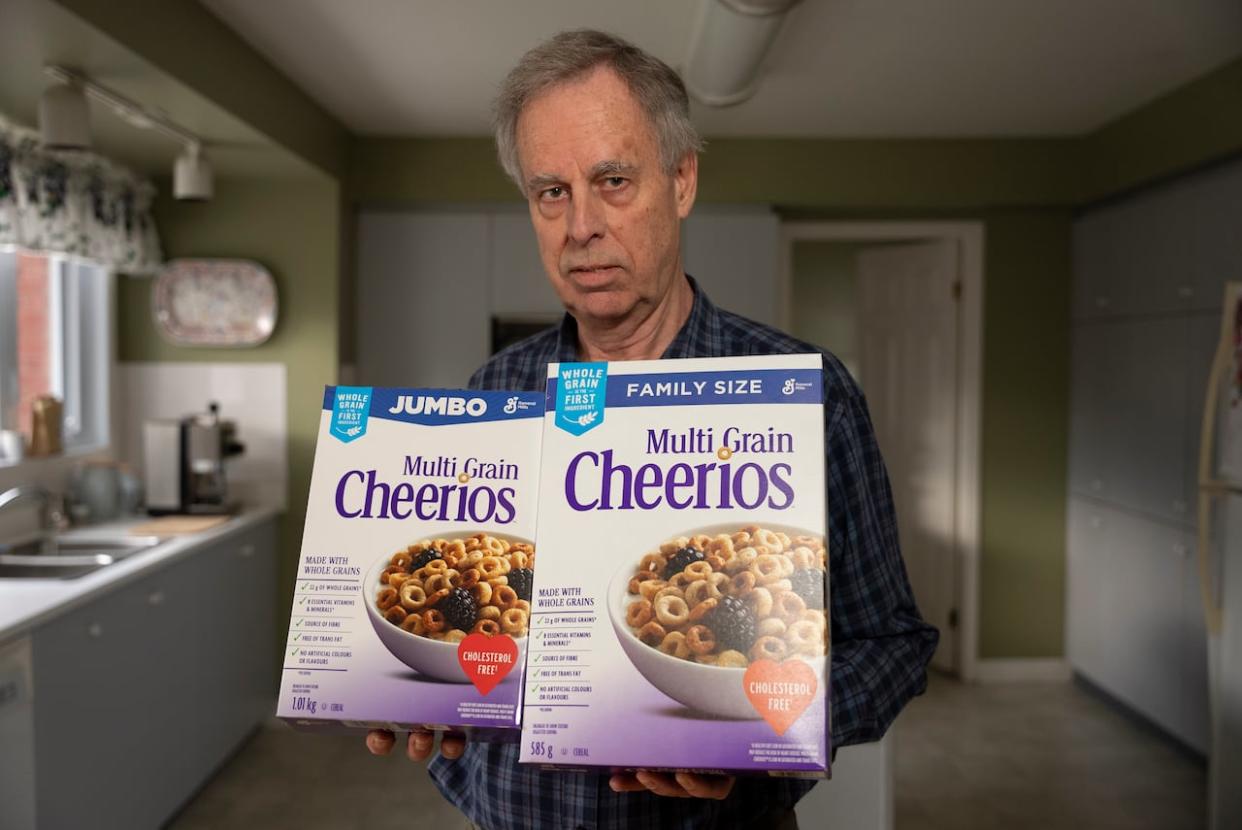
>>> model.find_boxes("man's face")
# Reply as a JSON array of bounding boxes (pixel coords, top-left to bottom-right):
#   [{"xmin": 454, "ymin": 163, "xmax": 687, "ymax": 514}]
[{"xmin": 515, "ymin": 66, "xmax": 697, "ymax": 325}]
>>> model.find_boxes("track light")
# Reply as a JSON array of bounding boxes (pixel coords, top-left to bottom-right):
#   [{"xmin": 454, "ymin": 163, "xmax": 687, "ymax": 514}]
[
  {"xmin": 174, "ymin": 144, "xmax": 213, "ymax": 201},
  {"xmin": 684, "ymin": 0, "xmax": 803, "ymax": 107},
  {"xmin": 39, "ymin": 80, "xmax": 91, "ymax": 150},
  {"xmin": 42, "ymin": 66, "xmax": 214, "ymax": 201}
]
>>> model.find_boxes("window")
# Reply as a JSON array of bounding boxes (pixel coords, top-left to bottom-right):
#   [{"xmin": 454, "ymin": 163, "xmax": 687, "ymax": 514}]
[{"xmin": 0, "ymin": 246, "xmax": 111, "ymax": 461}]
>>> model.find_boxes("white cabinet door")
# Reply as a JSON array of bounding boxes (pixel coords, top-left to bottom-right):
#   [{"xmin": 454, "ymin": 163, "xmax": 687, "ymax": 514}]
[
  {"xmin": 1092, "ymin": 317, "xmax": 1190, "ymax": 524},
  {"xmin": 1189, "ymin": 159, "xmax": 1242, "ymax": 313},
  {"xmin": 1101, "ymin": 509, "xmax": 1186, "ymax": 735},
  {"xmin": 1066, "ymin": 498, "xmax": 1109, "ymax": 677},
  {"xmin": 1068, "ymin": 324, "xmax": 1111, "ymax": 500},
  {"xmin": 356, "ymin": 212, "xmax": 491, "ymax": 388},
  {"xmin": 488, "ymin": 212, "xmax": 563, "ymax": 318},
  {"xmin": 682, "ymin": 210, "xmax": 779, "ymax": 325}
]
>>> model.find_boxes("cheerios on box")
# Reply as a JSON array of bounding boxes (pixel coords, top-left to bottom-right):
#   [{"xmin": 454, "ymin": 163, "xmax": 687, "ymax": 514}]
[
  {"xmin": 277, "ymin": 386, "xmax": 543, "ymax": 734},
  {"xmin": 520, "ymin": 355, "xmax": 830, "ymax": 776}
]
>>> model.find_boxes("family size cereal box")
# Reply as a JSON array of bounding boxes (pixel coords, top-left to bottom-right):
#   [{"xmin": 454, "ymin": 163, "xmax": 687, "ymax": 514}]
[
  {"xmin": 520, "ymin": 355, "xmax": 830, "ymax": 776},
  {"xmin": 277, "ymin": 386, "xmax": 543, "ymax": 734}
]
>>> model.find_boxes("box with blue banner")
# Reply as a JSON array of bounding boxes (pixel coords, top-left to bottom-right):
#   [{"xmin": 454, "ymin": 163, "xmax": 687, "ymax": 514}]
[
  {"xmin": 277, "ymin": 386, "xmax": 544, "ymax": 733},
  {"xmin": 521, "ymin": 354, "xmax": 831, "ymax": 776}
]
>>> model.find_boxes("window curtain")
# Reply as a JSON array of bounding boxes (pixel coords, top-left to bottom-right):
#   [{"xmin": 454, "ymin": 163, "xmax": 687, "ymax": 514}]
[{"xmin": 0, "ymin": 115, "xmax": 162, "ymax": 274}]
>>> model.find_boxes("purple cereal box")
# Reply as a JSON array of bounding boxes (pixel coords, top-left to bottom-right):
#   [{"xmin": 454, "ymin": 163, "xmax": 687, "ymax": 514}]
[
  {"xmin": 520, "ymin": 355, "xmax": 830, "ymax": 776},
  {"xmin": 277, "ymin": 387, "xmax": 543, "ymax": 733}
]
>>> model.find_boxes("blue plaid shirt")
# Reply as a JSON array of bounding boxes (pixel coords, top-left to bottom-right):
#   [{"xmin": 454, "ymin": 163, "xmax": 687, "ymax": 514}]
[{"xmin": 430, "ymin": 277, "xmax": 938, "ymax": 830}]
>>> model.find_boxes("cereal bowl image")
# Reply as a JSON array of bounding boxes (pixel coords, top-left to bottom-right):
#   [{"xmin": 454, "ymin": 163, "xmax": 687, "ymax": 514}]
[
  {"xmin": 363, "ymin": 531, "xmax": 535, "ymax": 684},
  {"xmin": 607, "ymin": 522, "xmax": 828, "ymax": 720}
]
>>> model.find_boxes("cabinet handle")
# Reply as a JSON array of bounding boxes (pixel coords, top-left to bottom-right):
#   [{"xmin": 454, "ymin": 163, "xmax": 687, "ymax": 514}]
[
  {"xmin": 239, "ymin": 544, "xmax": 256, "ymax": 558},
  {"xmin": 148, "ymin": 590, "xmax": 166, "ymax": 606},
  {"xmin": 1173, "ymin": 543, "xmax": 1188, "ymax": 559},
  {"xmin": 1089, "ymin": 515, "xmax": 1102, "ymax": 530},
  {"xmin": 1090, "ymin": 479, "xmax": 1103, "ymax": 493},
  {"xmin": 88, "ymin": 623, "xmax": 103, "ymax": 639}
]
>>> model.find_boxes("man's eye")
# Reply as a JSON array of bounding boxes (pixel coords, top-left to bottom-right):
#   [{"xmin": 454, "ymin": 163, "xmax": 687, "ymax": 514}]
[
  {"xmin": 603, "ymin": 177, "xmax": 626, "ymax": 189},
  {"xmin": 540, "ymin": 186, "xmax": 566, "ymax": 201}
]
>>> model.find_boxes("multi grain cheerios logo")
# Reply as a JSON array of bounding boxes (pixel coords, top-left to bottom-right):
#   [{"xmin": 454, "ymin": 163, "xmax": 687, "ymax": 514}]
[{"xmin": 387, "ymin": 394, "xmax": 487, "ymax": 417}]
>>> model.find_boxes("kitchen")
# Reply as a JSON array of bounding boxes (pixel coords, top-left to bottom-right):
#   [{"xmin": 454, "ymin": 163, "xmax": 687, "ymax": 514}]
[{"xmin": 1, "ymin": 1, "xmax": 1241, "ymax": 828}]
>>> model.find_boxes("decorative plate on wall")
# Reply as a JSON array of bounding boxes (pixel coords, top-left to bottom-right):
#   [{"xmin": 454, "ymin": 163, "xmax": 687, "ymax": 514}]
[{"xmin": 153, "ymin": 259, "xmax": 278, "ymax": 347}]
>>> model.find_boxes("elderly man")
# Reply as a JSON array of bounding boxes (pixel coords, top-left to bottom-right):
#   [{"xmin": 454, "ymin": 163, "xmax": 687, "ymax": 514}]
[{"xmin": 367, "ymin": 29, "xmax": 938, "ymax": 830}]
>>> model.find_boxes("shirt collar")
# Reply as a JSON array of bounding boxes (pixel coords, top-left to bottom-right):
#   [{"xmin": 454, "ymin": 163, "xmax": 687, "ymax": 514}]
[{"xmin": 554, "ymin": 275, "xmax": 718, "ymax": 363}]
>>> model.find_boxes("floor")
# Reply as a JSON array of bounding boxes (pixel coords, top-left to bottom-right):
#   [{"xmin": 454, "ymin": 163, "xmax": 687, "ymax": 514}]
[
  {"xmin": 894, "ymin": 675, "xmax": 1206, "ymax": 830},
  {"xmin": 170, "ymin": 676, "xmax": 1206, "ymax": 829}
]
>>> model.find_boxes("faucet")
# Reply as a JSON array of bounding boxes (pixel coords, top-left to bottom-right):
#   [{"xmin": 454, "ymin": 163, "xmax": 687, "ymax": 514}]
[{"xmin": 0, "ymin": 485, "xmax": 69, "ymax": 531}]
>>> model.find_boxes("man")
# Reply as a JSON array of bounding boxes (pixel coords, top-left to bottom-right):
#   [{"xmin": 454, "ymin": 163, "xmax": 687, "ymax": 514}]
[{"xmin": 367, "ymin": 29, "xmax": 938, "ymax": 829}]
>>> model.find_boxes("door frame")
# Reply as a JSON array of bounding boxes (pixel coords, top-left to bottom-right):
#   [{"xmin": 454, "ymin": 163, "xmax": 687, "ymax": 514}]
[{"xmin": 778, "ymin": 221, "xmax": 984, "ymax": 682}]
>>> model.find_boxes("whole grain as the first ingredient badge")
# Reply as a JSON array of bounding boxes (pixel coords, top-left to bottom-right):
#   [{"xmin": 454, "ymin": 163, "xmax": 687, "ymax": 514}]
[
  {"xmin": 554, "ymin": 363, "xmax": 607, "ymax": 435},
  {"xmin": 331, "ymin": 386, "xmax": 372, "ymax": 443}
]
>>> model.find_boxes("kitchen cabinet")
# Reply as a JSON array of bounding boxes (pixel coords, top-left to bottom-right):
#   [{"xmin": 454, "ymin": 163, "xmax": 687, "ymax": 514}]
[
  {"xmin": 1066, "ymin": 498, "xmax": 1207, "ymax": 751},
  {"xmin": 1068, "ymin": 316, "xmax": 1190, "ymax": 525},
  {"xmin": 1073, "ymin": 156, "xmax": 1242, "ymax": 321},
  {"xmin": 355, "ymin": 207, "xmax": 782, "ymax": 386},
  {"xmin": 26, "ymin": 518, "xmax": 276, "ymax": 830},
  {"xmin": 682, "ymin": 209, "xmax": 781, "ymax": 326}
]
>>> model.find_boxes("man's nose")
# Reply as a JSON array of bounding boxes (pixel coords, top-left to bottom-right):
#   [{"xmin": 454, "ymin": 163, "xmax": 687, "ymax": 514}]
[{"xmin": 566, "ymin": 189, "xmax": 606, "ymax": 246}]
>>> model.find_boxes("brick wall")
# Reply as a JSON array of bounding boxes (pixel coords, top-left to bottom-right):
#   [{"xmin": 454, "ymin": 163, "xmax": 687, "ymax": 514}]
[{"xmin": 15, "ymin": 252, "xmax": 51, "ymax": 439}]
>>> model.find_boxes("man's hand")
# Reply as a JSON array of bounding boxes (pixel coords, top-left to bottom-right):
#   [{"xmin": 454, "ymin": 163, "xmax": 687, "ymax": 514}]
[
  {"xmin": 609, "ymin": 770, "xmax": 735, "ymax": 800},
  {"xmin": 365, "ymin": 729, "xmax": 467, "ymax": 762}
]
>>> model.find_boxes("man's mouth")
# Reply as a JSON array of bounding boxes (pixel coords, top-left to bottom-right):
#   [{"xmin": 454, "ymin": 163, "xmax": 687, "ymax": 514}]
[{"xmin": 566, "ymin": 264, "xmax": 622, "ymax": 285}]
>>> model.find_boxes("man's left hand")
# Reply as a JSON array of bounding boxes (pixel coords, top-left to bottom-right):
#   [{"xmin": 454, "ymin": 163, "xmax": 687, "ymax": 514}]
[{"xmin": 609, "ymin": 770, "xmax": 735, "ymax": 800}]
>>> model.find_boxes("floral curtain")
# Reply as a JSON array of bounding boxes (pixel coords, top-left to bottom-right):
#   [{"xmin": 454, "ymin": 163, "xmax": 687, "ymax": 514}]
[{"xmin": 0, "ymin": 115, "xmax": 162, "ymax": 273}]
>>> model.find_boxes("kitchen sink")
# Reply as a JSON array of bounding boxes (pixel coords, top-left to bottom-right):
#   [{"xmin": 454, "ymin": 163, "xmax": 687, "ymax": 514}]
[{"xmin": 0, "ymin": 535, "xmax": 164, "ymax": 579}]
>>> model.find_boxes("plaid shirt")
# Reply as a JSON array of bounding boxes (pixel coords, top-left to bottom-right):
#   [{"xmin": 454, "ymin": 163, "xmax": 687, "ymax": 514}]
[{"xmin": 429, "ymin": 277, "xmax": 938, "ymax": 830}]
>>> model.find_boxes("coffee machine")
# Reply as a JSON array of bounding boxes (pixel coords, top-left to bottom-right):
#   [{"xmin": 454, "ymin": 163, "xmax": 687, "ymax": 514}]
[{"xmin": 144, "ymin": 402, "xmax": 246, "ymax": 515}]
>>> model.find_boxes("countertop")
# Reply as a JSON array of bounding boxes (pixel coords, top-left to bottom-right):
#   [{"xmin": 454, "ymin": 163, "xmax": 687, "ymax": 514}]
[{"xmin": 0, "ymin": 506, "xmax": 281, "ymax": 642}]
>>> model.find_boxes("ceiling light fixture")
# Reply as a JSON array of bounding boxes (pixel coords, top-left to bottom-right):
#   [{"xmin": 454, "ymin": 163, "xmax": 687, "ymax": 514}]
[
  {"xmin": 41, "ymin": 65, "xmax": 214, "ymax": 201},
  {"xmin": 174, "ymin": 143, "xmax": 213, "ymax": 201},
  {"xmin": 683, "ymin": 0, "xmax": 803, "ymax": 107},
  {"xmin": 38, "ymin": 79, "xmax": 91, "ymax": 150}
]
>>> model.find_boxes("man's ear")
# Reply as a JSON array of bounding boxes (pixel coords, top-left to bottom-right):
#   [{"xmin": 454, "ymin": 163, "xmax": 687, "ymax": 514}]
[{"xmin": 673, "ymin": 151, "xmax": 698, "ymax": 220}]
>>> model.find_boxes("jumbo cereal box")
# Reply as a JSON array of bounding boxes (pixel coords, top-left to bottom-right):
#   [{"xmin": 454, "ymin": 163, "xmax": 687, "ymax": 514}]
[
  {"xmin": 520, "ymin": 355, "xmax": 830, "ymax": 776},
  {"xmin": 277, "ymin": 386, "xmax": 543, "ymax": 733}
]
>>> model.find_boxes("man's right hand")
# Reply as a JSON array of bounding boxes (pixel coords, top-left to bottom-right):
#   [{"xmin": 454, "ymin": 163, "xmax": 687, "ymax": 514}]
[{"xmin": 366, "ymin": 729, "xmax": 467, "ymax": 762}]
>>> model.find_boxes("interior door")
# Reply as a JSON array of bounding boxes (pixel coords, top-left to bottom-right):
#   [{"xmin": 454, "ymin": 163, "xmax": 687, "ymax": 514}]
[{"xmin": 858, "ymin": 241, "xmax": 960, "ymax": 672}]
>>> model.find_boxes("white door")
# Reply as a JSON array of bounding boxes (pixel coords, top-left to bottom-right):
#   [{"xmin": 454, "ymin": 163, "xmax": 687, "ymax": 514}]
[{"xmin": 858, "ymin": 241, "xmax": 959, "ymax": 672}]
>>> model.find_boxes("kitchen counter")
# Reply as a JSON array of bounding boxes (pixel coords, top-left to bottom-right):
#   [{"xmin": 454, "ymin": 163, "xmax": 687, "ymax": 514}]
[{"xmin": 0, "ymin": 505, "xmax": 281, "ymax": 642}]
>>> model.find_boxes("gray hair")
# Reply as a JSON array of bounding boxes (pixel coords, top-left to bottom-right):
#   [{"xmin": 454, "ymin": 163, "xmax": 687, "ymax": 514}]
[{"xmin": 493, "ymin": 29, "xmax": 704, "ymax": 190}]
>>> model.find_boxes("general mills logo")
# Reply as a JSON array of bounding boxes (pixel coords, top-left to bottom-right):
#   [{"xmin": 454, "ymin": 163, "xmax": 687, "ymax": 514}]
[
  {"xmin": 504, "ymin": 396, "xmax": 519, "ymax": 414},
  {"xmin": 782, "ymin": 378, "xmax": 797, "ymax": 395}
]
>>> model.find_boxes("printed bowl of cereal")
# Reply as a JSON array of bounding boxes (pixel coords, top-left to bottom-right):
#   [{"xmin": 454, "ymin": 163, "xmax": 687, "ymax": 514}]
[
  {"xmin": 607, "ymin": 522, "xmax": 828, "ymax": 720},
  {"xmin": 363, "ymin": 531, "xmax": 535, "ymax": 683}
]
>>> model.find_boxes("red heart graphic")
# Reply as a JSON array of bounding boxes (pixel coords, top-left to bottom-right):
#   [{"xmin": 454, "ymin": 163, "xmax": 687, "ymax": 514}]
[
  {"xmin": 457, "ymin": 633, "xmax": 518, "ymax": 696},
  {"xmin": 743, "ymin": 659, "xmax": 818, "ymax": 735}
]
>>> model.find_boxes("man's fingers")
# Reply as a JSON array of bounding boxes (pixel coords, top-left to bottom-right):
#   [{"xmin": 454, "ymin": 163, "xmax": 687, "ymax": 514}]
[
  {"xmin": 440, "ymin": 733, "xmax": 467, "ymax": 760},
  {"xmin": 674, "ymin": 772, "xmax": 735, "ymax": 800},
  {"xmin": 608, "ymin": 773, "xmax": 650, "ymax": 793},
  {"xmin": 634, "ymin": 770, "xmax": 691, "ymax": 798},
  {"xmin": 405, "ymin": 730, "xmax": 435, "ymax": 761},
  {"xmin": 365, "ymin": 729, "xmax": 395, "ymax": 756}
]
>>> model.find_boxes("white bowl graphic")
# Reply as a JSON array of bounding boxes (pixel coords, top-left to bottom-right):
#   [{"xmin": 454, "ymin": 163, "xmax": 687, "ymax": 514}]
[
  {"xmin": 362, "ymin": 531, "xmax": 531, "ymax": 684},
  {"xmin": 606, "ymin": 521, "xmax": 827, "ymax": 720}
]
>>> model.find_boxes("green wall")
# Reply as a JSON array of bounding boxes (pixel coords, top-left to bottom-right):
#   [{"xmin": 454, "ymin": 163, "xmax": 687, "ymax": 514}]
[{"xmin": 118, "ymin": 178, "xmax": 341, "ymax": 610}]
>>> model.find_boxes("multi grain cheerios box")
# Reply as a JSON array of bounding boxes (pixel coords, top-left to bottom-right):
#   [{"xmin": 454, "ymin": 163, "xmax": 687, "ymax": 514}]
[
  {"xmin": 277, "ymin": 386, "xmax": 543, "ymax": 734},
  {"xmin": 520, "ymin": 355, "xmax": 830, "ymax": 776}
]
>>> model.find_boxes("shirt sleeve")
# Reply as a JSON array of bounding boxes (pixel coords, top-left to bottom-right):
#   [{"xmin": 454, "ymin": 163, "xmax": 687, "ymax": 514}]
[{"xmin": 826, "ymin": 387, "xmax": 939, "ymax": 746}]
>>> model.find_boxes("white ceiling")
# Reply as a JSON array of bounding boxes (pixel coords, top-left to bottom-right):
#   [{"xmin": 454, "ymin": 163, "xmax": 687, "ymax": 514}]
[{"xmin": 202, "ymin": 0, "xmax": 1242, "ymax": 138}]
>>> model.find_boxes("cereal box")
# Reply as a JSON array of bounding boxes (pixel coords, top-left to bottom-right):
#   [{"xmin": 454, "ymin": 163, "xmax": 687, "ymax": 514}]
[
  {"xmin": 277, "ymin": 386, "xmax": 543, "ymax": 733},
  {"xmin": 520, "ymin": 355, "xmax": 830, "ymax": 776}
]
